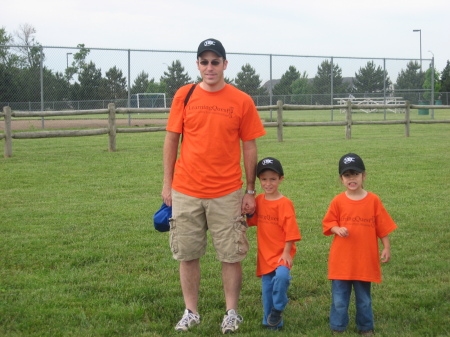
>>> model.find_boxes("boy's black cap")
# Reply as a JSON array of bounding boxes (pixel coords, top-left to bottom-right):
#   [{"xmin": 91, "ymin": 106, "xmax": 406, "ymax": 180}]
[
  {"xmin": 339, "ymin": 153, "xmax": 365, "ymax": 175},
  {"xmin": 257, "ymin": 157, "xmax": 284, "ymax": 177},
  {"xmin": 197, "ymin": 38, "xmax": 226, "ymax": 59}
]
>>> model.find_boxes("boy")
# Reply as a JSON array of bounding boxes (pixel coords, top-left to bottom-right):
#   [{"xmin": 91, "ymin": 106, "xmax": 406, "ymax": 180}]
[
  {"xmin": 246, "ymin": 157, "xmax": 302, "ymax": 330},
  {"xmin": 322, "ymin": 153, "xmax": 397, "ymax": 335}
]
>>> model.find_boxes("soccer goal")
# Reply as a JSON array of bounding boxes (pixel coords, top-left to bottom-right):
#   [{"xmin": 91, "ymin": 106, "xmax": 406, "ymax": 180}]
[{"xmin": 131, "ymin": 93, "xmax": 167, "ymax": 108}]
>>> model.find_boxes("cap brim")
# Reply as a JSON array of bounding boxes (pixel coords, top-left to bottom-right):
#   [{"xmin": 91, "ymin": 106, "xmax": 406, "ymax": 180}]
[{"xmin": 339, "ymin": 167, "xmax": 364, "ymax": 175}]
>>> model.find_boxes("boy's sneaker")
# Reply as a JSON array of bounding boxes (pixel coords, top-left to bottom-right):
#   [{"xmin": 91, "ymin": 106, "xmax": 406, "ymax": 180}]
[
  {"xmin": 267, "ymin": 308, "xmax": 283, "ymax": 326},
  {"xmin": 175, "ymin": 309, "xmax": 200, "ymax": 332},
  {"xmin": 221, "ymin": 309, "xmax": 243, "ymax": 334},
  {"xmin": 359, "ymin": 330, "xmax": 374, "ymax": 336}
]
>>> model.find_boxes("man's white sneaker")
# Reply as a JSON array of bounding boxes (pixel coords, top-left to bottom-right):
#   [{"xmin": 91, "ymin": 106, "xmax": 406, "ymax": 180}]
[
  {"xmin": 221, "ymin": 309, "xmax": 243, "ymax": 334},
  {"xmin": 175, "ymin": 309, "xmax": 200, "ymax": 332}
]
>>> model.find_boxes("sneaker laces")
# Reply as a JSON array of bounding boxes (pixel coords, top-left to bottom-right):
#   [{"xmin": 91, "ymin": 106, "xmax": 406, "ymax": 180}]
[
  {"xmin": 221, "ymin": 310, "xmax": 243, "ymax": 329},
  {"xmin": 177, "ymin": 309, "xmax": 200, "ymax": 329}
]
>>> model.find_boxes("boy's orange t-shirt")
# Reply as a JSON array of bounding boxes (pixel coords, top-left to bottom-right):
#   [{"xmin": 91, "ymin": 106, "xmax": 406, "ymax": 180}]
[
  {"xmin": 322, "ymin": 192, "xmax": 397, "ymax": 283},
  {"xmin": 167, "ymin": 84, "xmax": 266, "ymax": 199},
  {"xmin": 247, "ymin": 195, "xmax": 302, "ymax": 277}
]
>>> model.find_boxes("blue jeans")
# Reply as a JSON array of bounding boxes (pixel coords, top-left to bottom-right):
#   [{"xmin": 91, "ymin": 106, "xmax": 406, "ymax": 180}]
[
  {"xmin": 261, "ymin": 266, "xmax": 291, "ymax": 327},
  {"xmin": 330, "ymin": 280, "xmax": 374, "ymax": 332}
]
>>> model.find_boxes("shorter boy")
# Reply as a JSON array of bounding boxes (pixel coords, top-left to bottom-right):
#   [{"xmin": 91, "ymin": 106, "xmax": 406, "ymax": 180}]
[
  {"xmin": 322, "ymin": 153, "xmax": 397, "ymax": 335},
  {"xmin": 246, "ymin": 157, "xmax": 302, "ymax": 330}
]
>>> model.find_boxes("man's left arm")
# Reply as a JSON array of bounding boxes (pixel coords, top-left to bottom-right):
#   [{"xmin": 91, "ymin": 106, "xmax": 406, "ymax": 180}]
[{"xmin": 241, "ymin": 139, "xmax": 258, "ymax": 214}]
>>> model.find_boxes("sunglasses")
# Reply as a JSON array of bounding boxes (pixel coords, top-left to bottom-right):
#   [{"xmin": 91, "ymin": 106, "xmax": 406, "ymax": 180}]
[{"xmin": 199, "ymin": 60, "xmax": 222, "ymax": 66}]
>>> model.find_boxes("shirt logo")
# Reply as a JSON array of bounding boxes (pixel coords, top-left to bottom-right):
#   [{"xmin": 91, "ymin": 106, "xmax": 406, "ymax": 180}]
[{"xmin": 343, "ymin": 156, "xmax": 356, "ymax": 165}]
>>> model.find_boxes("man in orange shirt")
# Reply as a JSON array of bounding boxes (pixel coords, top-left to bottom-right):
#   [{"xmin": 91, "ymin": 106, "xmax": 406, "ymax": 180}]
[{"xmin": 161, "ymin": 38, "xmax": 266, "ymax": 334}]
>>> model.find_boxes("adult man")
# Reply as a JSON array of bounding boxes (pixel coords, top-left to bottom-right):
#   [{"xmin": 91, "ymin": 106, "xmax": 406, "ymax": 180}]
[{"xmin": 161, "ymin": 38, "xmax": 266, "ymax": 334}]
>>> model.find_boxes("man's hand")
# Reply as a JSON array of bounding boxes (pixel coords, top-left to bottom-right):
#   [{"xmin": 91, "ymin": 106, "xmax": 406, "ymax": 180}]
[{"xmin": 241, "ymin": 193, "xmax": 256, "ymax": 215}]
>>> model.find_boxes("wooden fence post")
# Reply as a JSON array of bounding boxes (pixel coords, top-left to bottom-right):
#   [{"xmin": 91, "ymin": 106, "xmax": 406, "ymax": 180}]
[
  {"xmin": 345, "ymin": 100, "xmax": 352, "ymax": 140},
  {"xmin": 108, "ymin": 103, "xmax": 116, "ymax": 152},
  {"xmin": 277, "ymin": 100, "xmax": 283, "ymax": 142},
  {"xmin": 405, "ymin": 101, "xmax": 410, "ymax": 137},
  {"xmin": 4, "ymin": 106, "xmax": 12, "ymax": 157}
]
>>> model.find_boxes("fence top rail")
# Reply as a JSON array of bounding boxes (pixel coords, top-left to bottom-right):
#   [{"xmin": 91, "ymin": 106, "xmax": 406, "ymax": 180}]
[
  {"xmin": 410, "ymin": 104, "xmax": 450, "ymax": 109},
  {"xmin": 115, "ymin": 108, "xmax": 170, "ymax": 114},
  {"xmin": 255, "ymin": 105, "xmax": 279, "ymax": 111},
  {"xmin": 10, "ymin": 110, "xmax": 108, "ymax": 117},
  {"xmin": 0, "ymin": 45, "xmax": 431, "ymax": 63},
  {"xmin": 2, "ymin": 104, "xmax": 449, "ymax": 120},
  {"xmin": 334, "ymin": 97, "xmax": 405, "ymax": 100},
  {"xmin": 284, "ymin": 104, "xmax": 344, "ymax": 110}
]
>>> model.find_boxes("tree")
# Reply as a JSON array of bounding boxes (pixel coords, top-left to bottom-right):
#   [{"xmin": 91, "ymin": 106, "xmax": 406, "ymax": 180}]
[
  {"xmin": 160, "ymin": 60, "xmax": 191, "ymax": 98},
  {"xmin": 440, "ymin": 60, "xmax": 450, "ymax": 94},
  {"xmin": 146, "ymin": 78, "xmax": 166, "ymax": 94},
  {"xmin": 65, "ymin": 44, "xmax": 90, "ymax": 81},
  {"xmin": 312, "ymin": 60, "xmax": 345, "ymax": 104},
  {"xmin": 234, "ymin": 63, "xmax": 267, "ymax": 96},
  {"xmin": 73, "ymin": 61, "xmax": 103, "ymax": 102},
  {"xmin": 131, "ymin": 71, "xmax": 150, "ymax": 95},
  {"xmin": 396, "ymin": 61, "xmax": 424, "ymax": 89},
  {"xmin": 0, "ymin": 27, "xmax": 21, "ymax": 67},
  {"xmin": 14, "ymin": 23, "xmax": 41, "ymax": 69},
  {"xmin": 422, "ymin": 66, "xmax": 441, "ymax": 101},
  {"xmin": 395, "ymin": 61, "xmax": 425, "ymax": 103},
  {"xmin": 272, "ymin": 66, "xmax": 300, "ymax": 95},
  {"xmin": 104, "ymin": 66, "xmax": 127, "ymax": 99},
  {"xmin": 0, "ymin": 27, "xmax": 19, "ymax": 102},
  {"xmin": 43, "ymin": 69, "xmax": 70, "ymax": 102},
  {"xmin": 290, "ymin": 71, "xmax": 311, "ymax": 104},
  {"xmin": 353, "ymin": 61, "xmax": 391, "ymax": 94},
  {"xmin": 0, "ymin": 63, "xmax": 16, "ymax": 102}
]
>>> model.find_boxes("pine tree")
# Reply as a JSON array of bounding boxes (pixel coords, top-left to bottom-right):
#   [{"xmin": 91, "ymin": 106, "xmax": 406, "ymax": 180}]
[
  {"xmin": 353, "ymin": 61, "xmax": 391, "ymax": 94},
  {"xmin": 234, "ymin": 63, "xmax": 266, "ymax": 96},
  {"xmin": 160, "ymin": 60, "xmax": 191, "ymax": 98}
]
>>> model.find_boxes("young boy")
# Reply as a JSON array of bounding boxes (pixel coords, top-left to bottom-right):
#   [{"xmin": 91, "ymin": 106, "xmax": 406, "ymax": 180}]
[
  {"xmin": 246, "ymin": 157, "xmax": 302, "ymax": 330},
  {"xmin": 322, "ymin": 153, "xmax": 397, "ymax": 336}
]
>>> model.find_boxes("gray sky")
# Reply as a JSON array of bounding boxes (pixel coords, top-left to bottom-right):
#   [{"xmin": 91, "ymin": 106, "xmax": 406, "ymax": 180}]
[{"xmin": 3, "ymin": 0, "xmax": 450, "ymax": 71}]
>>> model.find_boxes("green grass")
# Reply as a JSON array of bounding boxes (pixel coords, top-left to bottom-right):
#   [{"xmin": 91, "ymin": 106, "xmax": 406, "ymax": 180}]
[{"xmin": 1, "ymin": 123, "xmax": 449, "ymax": 336}]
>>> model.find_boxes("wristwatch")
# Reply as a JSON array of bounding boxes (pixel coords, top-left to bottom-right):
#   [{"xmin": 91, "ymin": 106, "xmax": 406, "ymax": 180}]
[{"xmin": 245, "ymin": 190, "xmax": 256, "ymax": 195}]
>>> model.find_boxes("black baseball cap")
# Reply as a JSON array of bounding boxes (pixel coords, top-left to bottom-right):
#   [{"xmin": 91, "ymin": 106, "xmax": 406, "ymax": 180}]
[
  {"xmin": 339, "ymin": 153, "xmax": 366, "ymax": 175},
  {"xmin": 197, "ymin": 38, "xmax": 226, "ymax": 59},
  {"xmin": 257, "ymin": 157, "xmax": 284, "ymax": 177}
]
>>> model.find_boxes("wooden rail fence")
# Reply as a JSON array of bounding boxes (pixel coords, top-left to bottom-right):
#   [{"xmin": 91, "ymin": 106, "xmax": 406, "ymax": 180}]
[{"xmin": 1, "ymin": 101, "xmax": 449, "ymax": 158}]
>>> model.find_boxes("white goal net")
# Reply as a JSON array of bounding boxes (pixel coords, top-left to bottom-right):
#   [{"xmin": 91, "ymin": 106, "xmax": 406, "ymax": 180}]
[{"xmin": 131, "ymin": 93, "xmax": 166, "ymax": 108}]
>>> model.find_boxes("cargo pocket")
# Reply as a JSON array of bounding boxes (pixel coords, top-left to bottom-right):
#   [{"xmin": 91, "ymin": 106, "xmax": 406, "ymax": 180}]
[
  {"xmin": 169, "ymin": 217, "xmax": 178, "ymax": 254},
  {"xmin": 234, "ymin": 216, "xmax": 249, "ymax": 255}
]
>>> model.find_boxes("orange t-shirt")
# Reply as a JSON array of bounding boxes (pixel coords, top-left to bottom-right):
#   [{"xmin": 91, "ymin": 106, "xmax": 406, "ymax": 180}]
[
  {"xmin": 247, "ymin": 195, "xmax": 302, "ymax": 277},
  {"xmin": 167, "ymin": 84, "xmax": 266, "ymax": 198},
  {"xmin": 322, "ymin": 192, "xmax": 397, "ymax": 283}
]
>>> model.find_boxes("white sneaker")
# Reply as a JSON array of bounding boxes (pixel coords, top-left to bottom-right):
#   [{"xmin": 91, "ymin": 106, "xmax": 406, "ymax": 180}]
[
  {"xmin": 221, "ymin": 309, "xmax": 243, "ymax": 334},
  {"xmin": 175, "ymin": 309, "xmax": 200, "ymax": 331}
]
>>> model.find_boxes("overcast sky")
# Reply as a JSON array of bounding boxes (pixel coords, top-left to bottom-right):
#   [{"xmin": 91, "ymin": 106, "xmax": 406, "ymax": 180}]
[{"xmin": 3, "ymin": 0, "xmax": 450, "ymax": 71}]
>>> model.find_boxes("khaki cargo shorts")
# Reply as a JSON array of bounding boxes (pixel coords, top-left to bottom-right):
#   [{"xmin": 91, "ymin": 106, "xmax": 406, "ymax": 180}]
[{"xmin": 170, "ymin": 189, "xmax": 249, "ymax": 263}]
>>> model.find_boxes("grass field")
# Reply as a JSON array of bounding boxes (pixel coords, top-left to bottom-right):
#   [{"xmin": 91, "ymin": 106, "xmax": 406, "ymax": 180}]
[{"xmin": 1, "ymin": 123, "xmax": 449, "ymax": 336}]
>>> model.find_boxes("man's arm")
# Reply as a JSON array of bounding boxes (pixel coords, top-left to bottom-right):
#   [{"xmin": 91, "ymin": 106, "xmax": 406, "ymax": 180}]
[
  {"xmin": 162, "ymin": 131, "xmax": 181, "ymax": 206},
  {"xmin": 241, "ymin": 139, "xmax": 258, "ymax": 214}
]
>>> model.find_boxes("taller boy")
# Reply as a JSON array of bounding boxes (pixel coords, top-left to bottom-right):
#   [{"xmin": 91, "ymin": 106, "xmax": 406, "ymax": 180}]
[{"xmin": 161, "ymin": 38, "xmax": 266, "ymax": 334}]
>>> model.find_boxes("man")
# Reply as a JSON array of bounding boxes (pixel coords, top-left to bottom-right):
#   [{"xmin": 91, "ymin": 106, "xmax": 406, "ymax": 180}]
[{"xmin": 161, "ymin": 38, "xmax": 266, "ymax": 334}]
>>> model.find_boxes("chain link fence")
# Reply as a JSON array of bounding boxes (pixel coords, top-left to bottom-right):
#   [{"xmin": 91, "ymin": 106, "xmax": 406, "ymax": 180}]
[{"xmin": 1, "ymin": 45, "xmax": 447, "ymax": 122}]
